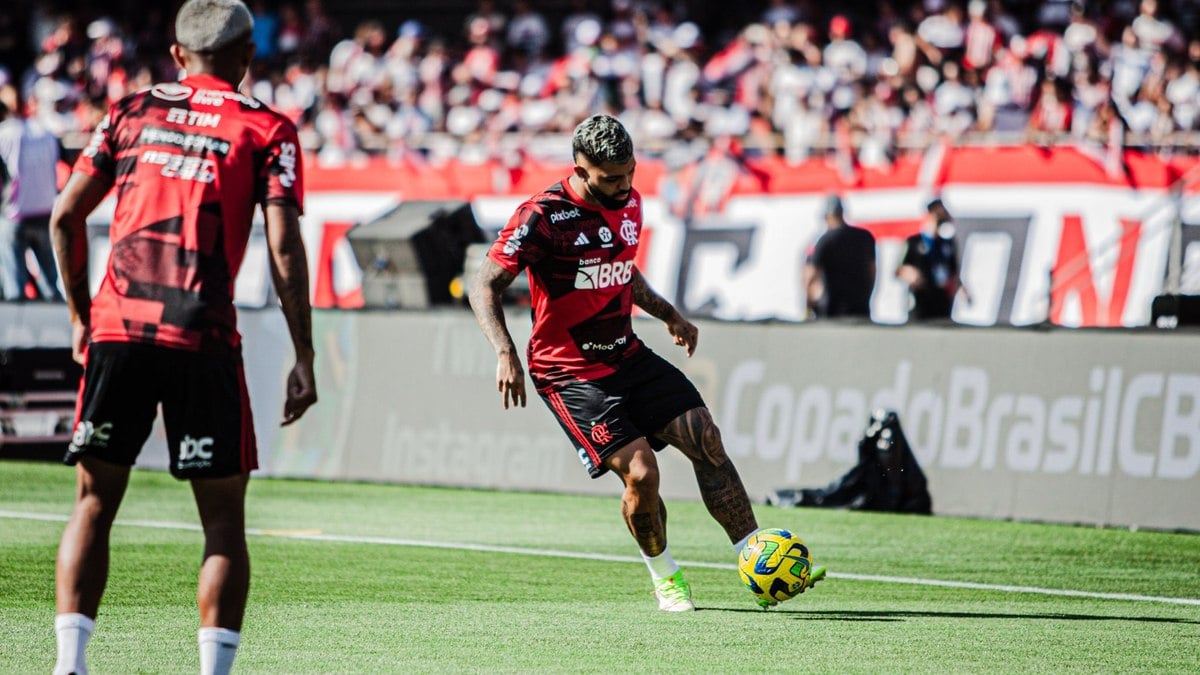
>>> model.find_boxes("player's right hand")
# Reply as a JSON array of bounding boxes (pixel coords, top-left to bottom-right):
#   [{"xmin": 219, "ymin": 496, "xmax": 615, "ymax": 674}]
[
  {"xmin": 496, "ymin": 352, "xmax": 527, "ymax": 409},
  {"xmin": 282, "ymin": 360, "xmax": 317, "ymax": 425}
]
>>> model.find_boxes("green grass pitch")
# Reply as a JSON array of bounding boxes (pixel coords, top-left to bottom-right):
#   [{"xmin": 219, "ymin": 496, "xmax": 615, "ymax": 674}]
[{"xmin": 2, "ymin": 460, "xmax": 1199, "ymax": 673}]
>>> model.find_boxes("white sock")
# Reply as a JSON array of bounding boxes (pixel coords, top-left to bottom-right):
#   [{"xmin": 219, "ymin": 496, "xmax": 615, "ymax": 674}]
[
  {"xmin": 733, "ymin": 530, "xmax": 758, "ymax": 554},
  {"xmin": 642, "ymin": 545, "xmax": 680, "ymax": 580},
  {"xmin": 53, "ymin": 613, "xmax": 94, "ymax": 675},
  {"xmin": 198, "ymin": 627, "xmax": 241, "ymax": 675}
]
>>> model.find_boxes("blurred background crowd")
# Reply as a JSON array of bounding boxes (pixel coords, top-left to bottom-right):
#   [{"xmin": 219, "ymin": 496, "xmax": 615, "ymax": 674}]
[{"xmin": 1, "ymin": 0, "xmax": 1198, "ymax": 169}]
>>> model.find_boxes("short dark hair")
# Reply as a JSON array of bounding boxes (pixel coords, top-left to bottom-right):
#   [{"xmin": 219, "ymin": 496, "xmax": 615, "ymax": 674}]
[
  {"xmin": 824, "ymin": 194, "xmax": 844, "ymax": 218},
  {"xmin": 572, "ymin": 114, "xmax": 633, "ymax": 166}
]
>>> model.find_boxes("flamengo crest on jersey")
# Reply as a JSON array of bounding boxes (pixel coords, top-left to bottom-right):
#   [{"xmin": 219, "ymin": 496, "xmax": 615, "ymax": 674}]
[{"xmin": 487, "ymin": 180, "xmax": 645, "ymax": 389}]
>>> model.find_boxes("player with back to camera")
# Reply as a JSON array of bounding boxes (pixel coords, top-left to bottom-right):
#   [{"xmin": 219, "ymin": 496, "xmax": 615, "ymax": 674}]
[
  {"xmin": 803, "ymin": 194, "xmax": 876, "ymax": 319},
  {"xmin": 49, "ymin": 1, "xmax": 316, "ymax": 673},
  {"xmin": 469, "ymin": 114, "xmax": 825, "ymax": 611}
]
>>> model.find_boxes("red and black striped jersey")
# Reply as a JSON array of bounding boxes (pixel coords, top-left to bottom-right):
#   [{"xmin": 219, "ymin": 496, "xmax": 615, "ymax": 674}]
[
  {"xmin": 487, "ymin": 180, "xmax": 646, "ymax": 390},
  {"xmin": 72, "ymin": 73, "xmax": 304, "ymax": 353}
]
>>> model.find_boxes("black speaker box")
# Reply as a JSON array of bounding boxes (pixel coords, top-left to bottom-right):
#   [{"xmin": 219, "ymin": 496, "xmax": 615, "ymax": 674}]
[
  {"xmin": 347, "ymin": 200, "xmax": 484, "ymax": 308},
  {"xmin": 0, "ymin": 348, "xmax": 81, "ymax": 462},
  {"xmin": 0, "ymin": 348, "xmax": 82, "ymax": 393},
  {"xmin": 1150, "ymin": 294, "xmax": 1200, "ymax": 328}
]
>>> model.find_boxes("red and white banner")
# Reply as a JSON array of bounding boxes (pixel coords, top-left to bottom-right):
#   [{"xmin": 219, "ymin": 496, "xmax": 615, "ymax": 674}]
[{"xmin": 84, "ymin": 145, "xmax": 1200, "ymax": 326}]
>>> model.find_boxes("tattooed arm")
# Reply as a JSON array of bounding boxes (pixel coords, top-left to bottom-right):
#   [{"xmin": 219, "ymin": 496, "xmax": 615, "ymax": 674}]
[
  {"xmin": 265, "ymin": 202, "xmax": 317, "ymax": 425},
  {"xmin": 630, "ymin": 268, "xmax": 698, "ymax": 357},
  {"xmin": 469, "ymin": 257, "xmax": 526, "ymax": 408}
]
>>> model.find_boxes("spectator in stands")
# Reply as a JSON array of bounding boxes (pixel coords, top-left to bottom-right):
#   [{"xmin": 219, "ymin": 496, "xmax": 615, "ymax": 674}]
[
  {"xmin": 763, "ymin": 0, "xmax": 802, "ymax": 27},
  {"xmin": 562, "ymin": 0, "xmax": 603, "ymax": 52},
  {"xmin": 963, "ymin": 0, "xmax": 1000, "ymax": 73},
  {"xmin": 661, "ymin": 24, "xmax": 702, "ymax": 127},
  {"xmin": 327, "ymin": 20, "xmax": 388, "ymax": 97},
  {"xmin": 2, "ymin": 0, "xmax": 1198, "ymax": 161},
  {"xmin": 0, "ymin": 84, "xmax": 62, "ymax": 301},
  {"xmin": 897, "ymin": 198, "xmax": 966, "ymax": 321},
  {"xmin": 1164, "ymin": 56, "xmax": 1198, "ymax": 132},
  {"xmin": 463, "ymin": 16, "xmax": 501, "ymax": 94},
  {"xmin": 466, "ymin": 0, "xmax": 508, "ymax": 42},
  {"xmin": 1028, "ymin": 77, "xmax": 1072, "ymax": 144},
  {"xmin": 506, "ymin": 0, "xmax": 550, "ymax": 58},
  {"xmin": 300, "ymin": 0, "xmax": 340, "ymax": 65},
  {"xmin": 804, "ymin": 195, "xmax": 877, "ymax": 319},
  {"xmin": 1061, "ymin": 1, "xmax": 1099, "ymax": 62},
  {"xmin": 917, "ymin": 1, "xmax": 965, "ymax": 66},
  {"xmin": 888, "ymin": 21, "xmax": 921, "ymax": 78},
  {"xmin": 1131, "ymin": 0, "xmax": 1181, "ymax": 53},
  {"xmin": 825, "ymin": 15, "xmax": 869, "ymax": 83},
  {"xmin": 249, "ymin": 1, "xmax": 280, "ymax": 64},
  {"xmin": 274, "ymin": 3, "xmax": 304, "ymax": 59},
  {"xmin": 83, "ymin": 18, "xmax": 125, "ymax": 103},
  {"xmin": 987, "ymin": 0, "xmax": 1021, "ymax": 40},
  {"xmin": 932, "ymin": 59, "xmax": 975, "ymax": 135}
]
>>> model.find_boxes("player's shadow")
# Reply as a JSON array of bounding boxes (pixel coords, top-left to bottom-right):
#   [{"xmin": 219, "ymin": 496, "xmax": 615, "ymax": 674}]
[{"xmin": 699, "ymin": 608, "xmax": 1200, "ymax": 624}]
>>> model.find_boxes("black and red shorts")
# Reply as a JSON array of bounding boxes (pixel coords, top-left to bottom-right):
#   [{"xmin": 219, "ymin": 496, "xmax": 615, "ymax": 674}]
[
  {"xmin": 539, "ymin": 348, "xmax": 704, "ymax": 479},
  {"xmin": 66, "ymin": 342, "xmax": 257, "ymax": 479}
]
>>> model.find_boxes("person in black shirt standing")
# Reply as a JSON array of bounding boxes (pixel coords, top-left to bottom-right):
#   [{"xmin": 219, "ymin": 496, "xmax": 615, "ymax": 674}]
[
  {"xmin": 803, "ymin": 195, "xmax": 876, "ymax": 319},
  {"xmin": 897, "ymin": 198, "xmax": 966, "ymax": 321}
]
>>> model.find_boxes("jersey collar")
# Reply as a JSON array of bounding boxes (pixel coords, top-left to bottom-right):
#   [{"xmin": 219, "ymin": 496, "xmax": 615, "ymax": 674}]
[{"xmin": 180, "ymin": 73, "xmax": 236, "ymax": 91}]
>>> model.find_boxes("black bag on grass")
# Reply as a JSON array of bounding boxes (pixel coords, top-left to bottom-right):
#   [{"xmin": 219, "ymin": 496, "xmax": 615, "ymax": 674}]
[{"xmin": 766, "ymin": 410, "xmax": 932, "ymax": 514}]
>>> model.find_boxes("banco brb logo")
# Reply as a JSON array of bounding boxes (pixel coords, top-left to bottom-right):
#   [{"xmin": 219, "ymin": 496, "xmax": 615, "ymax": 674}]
[{"xmin": 575, "ymin": 260, "xmax": 634, "ymax": 289}]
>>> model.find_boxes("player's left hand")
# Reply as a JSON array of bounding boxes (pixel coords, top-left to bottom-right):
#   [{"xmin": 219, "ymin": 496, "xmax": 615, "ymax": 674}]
[
  {"xmin": 70, "ymin": 321, "xmax": 90, "ymax": 365},
  {"xmin": 282, "ymin": 359, "xmax": 317, "ymax": 425},
  {"xmin": 666, "ymin": 316, "xmax": 698, "ymax": 357}
]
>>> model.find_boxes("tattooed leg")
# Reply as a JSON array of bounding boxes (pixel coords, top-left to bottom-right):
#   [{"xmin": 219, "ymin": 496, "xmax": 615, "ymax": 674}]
[
  {"xmin": 604, "ymin": 439, "xmax": 667, "ymax": 556},
  {"xmin": 656, "ymin": 407, "xmax": 758, "ymax": 544}
]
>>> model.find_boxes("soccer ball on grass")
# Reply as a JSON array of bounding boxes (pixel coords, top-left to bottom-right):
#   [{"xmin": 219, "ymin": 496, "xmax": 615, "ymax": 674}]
[{"xmin": 738, "ymin": 528, "xmax": 813, "ymax": 608}]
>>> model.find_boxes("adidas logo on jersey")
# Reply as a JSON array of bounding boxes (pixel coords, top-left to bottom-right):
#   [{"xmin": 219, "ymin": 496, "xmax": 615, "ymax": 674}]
[
  {"xmin": 575, "ymin": 260, "xmax": 634, "ymax": 290},
  {"xmin": 575, "ymin": 233, "xmax": 590, "ymax": 246}
]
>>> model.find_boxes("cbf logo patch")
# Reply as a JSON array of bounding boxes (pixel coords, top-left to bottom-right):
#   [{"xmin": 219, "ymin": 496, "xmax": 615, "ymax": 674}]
[
  {"xmin": 619, "ymin": 218, "xmax": 638, "ymax": 245},
  {"xmin": 503, "ymin": 223, "xmax": 530, "ymax": 256}
]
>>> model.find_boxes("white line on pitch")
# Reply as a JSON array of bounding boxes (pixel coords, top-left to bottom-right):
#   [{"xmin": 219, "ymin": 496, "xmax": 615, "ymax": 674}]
[{"xmin": 4, "ymin": 509, "xmax": 1199, "ymax": 608}]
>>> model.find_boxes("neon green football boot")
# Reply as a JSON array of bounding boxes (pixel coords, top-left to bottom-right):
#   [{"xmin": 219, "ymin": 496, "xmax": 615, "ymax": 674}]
[
  {"xmin": 654, "ymin": 571, "xmax": 696, "ymax": 612},
  {"xmin": 755, "ymin": 566, "xmax": 828, "ymax": 609},
  {"xmin": 805, "ymin": 565, "xmax": 827, "ymax": 591}
]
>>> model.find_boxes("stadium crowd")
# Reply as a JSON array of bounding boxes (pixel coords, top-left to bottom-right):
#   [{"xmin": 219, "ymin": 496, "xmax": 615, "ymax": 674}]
[{"xmin": 1, "ymin": 0, "xmax": 1198, "ymax": 168}]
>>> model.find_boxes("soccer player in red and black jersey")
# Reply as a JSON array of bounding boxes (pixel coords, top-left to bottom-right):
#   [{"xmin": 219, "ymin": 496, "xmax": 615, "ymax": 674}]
[
  {"xmin": 48, "ymin": 2, "xmax": 316, "ymax": 672},
  {"xmin": 471, "ymin": 115, "xmax": 817, "ymax": 611}
]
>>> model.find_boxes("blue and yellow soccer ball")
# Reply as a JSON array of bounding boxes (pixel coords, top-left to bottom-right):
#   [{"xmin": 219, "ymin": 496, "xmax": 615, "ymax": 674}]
[{"xmin": 738, "ymin": 528, "xmax": 813, "ymax": 607}]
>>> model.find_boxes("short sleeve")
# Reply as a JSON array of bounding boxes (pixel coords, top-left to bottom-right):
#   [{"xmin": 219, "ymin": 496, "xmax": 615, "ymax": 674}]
[
  {"xmin": 899, "ymin": 235, "xmax": 921, "ymax": 268},
  {"xmin": 259, "ymin": 118, "xmax": 304, "ymax": 214},
  {"xmin": 487, "ymin": 204, "xmax": 550, "ymax": 274},
  {"xmin": 810, "ymin": 232, "xmax": 829, "ymax": 268},
  {"xmin": 72, "ymin": 108, "xmax": 118, "ymax": 184}
]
